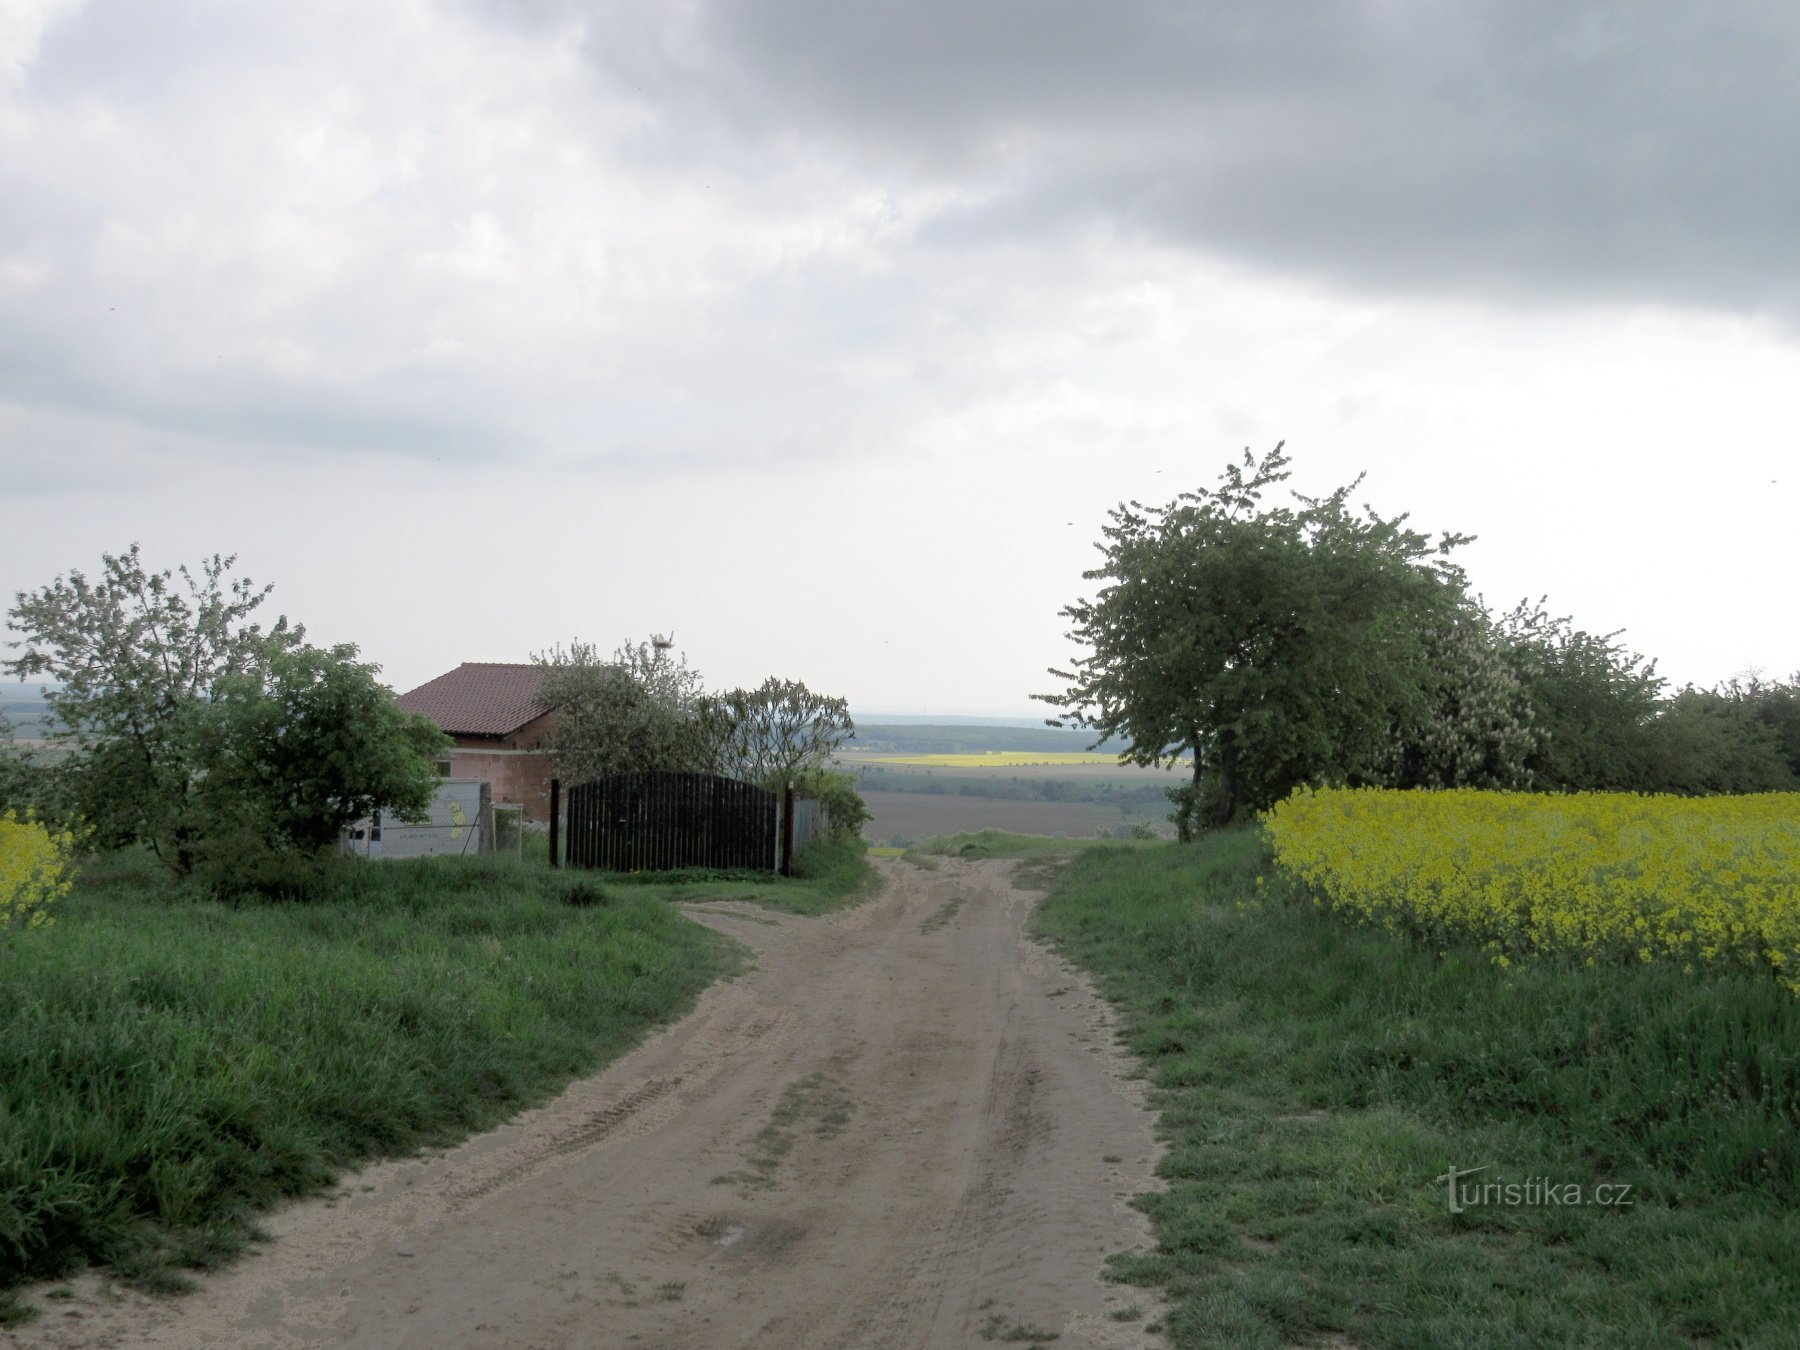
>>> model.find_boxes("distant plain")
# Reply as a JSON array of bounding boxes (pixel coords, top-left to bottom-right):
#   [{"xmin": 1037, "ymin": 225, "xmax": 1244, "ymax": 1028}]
[{"xmin": 840, "ymin": 723, "xmax": 1183, "ymax": 842}]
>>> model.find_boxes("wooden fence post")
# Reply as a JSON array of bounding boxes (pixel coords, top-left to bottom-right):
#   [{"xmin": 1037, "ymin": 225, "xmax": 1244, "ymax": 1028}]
[
  {"xmin": 548, "ymin": 778, "xmax": 561, "ymax": 869},
  {"xmin": 781, "ymin": 781, "xmax": 796, "ymax": 877}
]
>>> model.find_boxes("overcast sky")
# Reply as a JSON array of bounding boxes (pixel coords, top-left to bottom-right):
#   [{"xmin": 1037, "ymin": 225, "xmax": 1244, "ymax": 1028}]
[{"xmin": 3, "ymin": 0, "xmax": 1796, "ymax": 716}]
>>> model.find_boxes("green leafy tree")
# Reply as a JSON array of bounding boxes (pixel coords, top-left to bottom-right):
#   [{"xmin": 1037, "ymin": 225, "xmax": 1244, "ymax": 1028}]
[
  {"xmin": 1733, "ymin": 673, "xmax": 1800, "ymax": 781},
  {"xmin": 5, "ymin": 546, "xmax": 303, "ymax": 868},
  {"xmin": 195, "ymin": 644, "xmax": 448, "ymax": 853},
  {"xmin": 1644, "ymin": 685, "xmax": 1799, "ymax": 795},
  {"xmin": 534, "ymin": 636, "xmax": 717, "ymax": 783},
  {"xmin": 1039, "ymin": 444, "xmax": 1470, "ymax": 837},
  {"xmin": 1495, "ymin": 599, "xmax": 1666, "ymax": 791},
  {"xmin": 713, "ymin": 677, "xmax": 855, "ymax": 789}
]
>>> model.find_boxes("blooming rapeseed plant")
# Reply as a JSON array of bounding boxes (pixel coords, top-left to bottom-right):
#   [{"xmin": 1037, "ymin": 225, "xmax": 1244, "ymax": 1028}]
[
  {"xmin": 0, "ymin": 809, "xmax": 76, "ymax": 932},
  {"xmin": 1263, "ymin": 788, "xmax": 1800, "ymax": 991}
]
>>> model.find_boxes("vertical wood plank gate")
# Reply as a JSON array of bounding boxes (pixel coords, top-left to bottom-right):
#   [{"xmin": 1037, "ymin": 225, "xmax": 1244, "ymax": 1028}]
[{"xmin": 563, "ymin": 771, "xmax": 778, "ymax": 871}]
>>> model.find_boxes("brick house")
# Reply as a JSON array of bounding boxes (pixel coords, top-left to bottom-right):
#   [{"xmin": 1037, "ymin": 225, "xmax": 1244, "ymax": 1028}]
[{"xmin": 397, "ymin": 663, "xmax": 557, "ymax": 822}]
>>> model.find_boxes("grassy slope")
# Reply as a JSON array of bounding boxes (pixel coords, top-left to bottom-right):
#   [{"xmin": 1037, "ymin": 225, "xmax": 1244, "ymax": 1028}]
[
  {"xmin": 0, "ymin": 842, "xmax": 875, "ymax": 1321},
  {"xmin": 1030, "ymin": 831, "xmax": 1800, "ymax": 1348}
]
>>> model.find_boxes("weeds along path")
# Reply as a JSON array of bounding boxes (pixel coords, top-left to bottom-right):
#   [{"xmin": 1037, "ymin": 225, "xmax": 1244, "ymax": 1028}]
[{"xmin": 9, "ymin": 859, "xmax": 1164, "ymax": 1349}]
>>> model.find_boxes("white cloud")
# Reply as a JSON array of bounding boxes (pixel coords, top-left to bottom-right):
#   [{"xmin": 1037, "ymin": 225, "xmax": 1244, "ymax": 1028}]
[{"xmin": 2, "ymin": 1, "xmax": 1797, "ymax": 713}]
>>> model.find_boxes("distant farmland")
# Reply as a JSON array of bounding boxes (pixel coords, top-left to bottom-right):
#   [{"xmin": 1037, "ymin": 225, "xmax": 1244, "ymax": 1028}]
[
  {"xmin": 837, "ymin": 754, "xmax": 1183, "ymax": 781},
  {"xmin": 857, "ymin": 791, "xmax": 1169, "ymax": 843},
  {"xmin": 841, "ymin": 750, "xmax": 1189, "ymax": 770},
  {"xmin": 844, "ymin": 725, "xmax": 1182, "ymax": 842}
]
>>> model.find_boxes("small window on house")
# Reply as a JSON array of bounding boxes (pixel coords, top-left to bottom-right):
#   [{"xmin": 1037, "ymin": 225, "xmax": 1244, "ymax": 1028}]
[{"xmin": 435, "ymin": 758, "xmax": 453, "ymax": 778}]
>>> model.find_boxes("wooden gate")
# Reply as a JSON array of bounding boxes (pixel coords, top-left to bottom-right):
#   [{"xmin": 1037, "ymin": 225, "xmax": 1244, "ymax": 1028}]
[{"xmin": 563, "ymin": 771, "xmax": 777, "ymax": 872}]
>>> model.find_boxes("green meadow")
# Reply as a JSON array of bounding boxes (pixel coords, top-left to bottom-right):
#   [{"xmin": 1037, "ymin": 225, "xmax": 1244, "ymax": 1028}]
[{"xmin": 1027, "ymin": 830, "xmax": 1800, "ymax": 1347}]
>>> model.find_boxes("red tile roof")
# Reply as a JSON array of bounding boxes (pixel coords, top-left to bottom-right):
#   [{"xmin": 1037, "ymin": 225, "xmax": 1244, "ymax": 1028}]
[{"xmin": 397, "ymin": 663, "xmax": 551, "ymax": 737}]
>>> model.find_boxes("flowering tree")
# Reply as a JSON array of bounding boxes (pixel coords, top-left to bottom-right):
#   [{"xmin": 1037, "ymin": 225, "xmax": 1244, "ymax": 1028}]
[
  {"xmin": 533, "ymin": 637, "xmax": 719, "ymax": 784},
  {"xmin": 1373, "ymin": 603, "xmax": 1541, "ymax": 790}
]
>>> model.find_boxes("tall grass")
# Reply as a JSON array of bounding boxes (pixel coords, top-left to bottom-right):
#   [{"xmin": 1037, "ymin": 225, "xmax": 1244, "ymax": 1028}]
[
  {"xmin": 1032, "ymin": 831, "xmax": 1800, "ymax": 1346},
  {"xmin": 0, "ymin": 849, "xmax": 740, "ymax": 1320}
]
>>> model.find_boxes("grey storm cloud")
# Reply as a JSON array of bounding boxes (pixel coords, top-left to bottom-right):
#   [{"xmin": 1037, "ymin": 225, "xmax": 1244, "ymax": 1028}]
[{"xmin": 535, "ymin": 0, "xmax": 1800, "ymax": 319}]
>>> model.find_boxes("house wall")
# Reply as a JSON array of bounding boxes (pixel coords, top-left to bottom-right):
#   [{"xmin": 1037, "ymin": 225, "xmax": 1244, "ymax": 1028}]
[{"xmin": 446, "ymin": 713, "xmax": 556, "ymax": 822}]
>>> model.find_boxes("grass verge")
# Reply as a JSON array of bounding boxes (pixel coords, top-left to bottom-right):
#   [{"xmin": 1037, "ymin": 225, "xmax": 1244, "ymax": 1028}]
[
  {"xmin": 606, "ymin": 836, "xmax": 879, "ymax": 917},
  {"xmin": 0, "ymin": 849, "xmax": 744, "ymax": 1323},
  {"xmin": 905, "ymin": 829, "xmax": 1151, "ymax": 888},
  {"xmin": 1030, "ymin": 828, "xmax": 1800, "ymax": 1347}
]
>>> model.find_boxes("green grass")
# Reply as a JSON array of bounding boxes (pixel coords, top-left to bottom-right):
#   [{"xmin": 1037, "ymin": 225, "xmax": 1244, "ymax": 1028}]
[
  {"xmin": 513, "ymin": 831, "xmax": 878, "ymax": 914},
  {"xmin": 1030, "ymin": 829, "xmax": 1800, "ymax": 1347},
  {"xmin": 606, "ymin": 836, "xmax": 879, "ymax": 917},
  {"xmin": 0, "ymin": 848, "xmax": 747, "ymax": 1322},
  {"xmin": 904, "ymin": 829, "xmax": 1156, "ymax": 889}
]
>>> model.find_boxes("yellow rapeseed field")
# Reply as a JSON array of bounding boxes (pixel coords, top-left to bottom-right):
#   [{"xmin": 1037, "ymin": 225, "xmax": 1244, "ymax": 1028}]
[
  {"xmin": 1263, "ymin": 788, "xmax": 1800, "ymax": 989},
  {"xmin": 0, "ymin": 810, "xmax": 76, "ymax": 932}
]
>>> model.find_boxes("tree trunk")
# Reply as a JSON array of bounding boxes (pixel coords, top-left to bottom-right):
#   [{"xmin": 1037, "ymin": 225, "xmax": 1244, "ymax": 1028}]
[
  {"xmin": 1172, "ymin": 735, "xmax": 1205, "ymax": 843},
  {"xmin": 1214, "ymin": 732, "xmax": 1240, "ymax": 828}
]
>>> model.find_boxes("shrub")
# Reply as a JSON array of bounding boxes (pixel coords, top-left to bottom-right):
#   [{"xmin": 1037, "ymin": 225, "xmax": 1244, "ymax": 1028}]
[
  {"xmin": 794, "ymin": 766, "xmax": 871, "ymax": 840},
  {"xmin": 559, "ymin": 880, "xmax": 611, "ymax": 907},
  {"xmin": 184, "ymin": 829, "xmax": 351, "ymax": 904}
]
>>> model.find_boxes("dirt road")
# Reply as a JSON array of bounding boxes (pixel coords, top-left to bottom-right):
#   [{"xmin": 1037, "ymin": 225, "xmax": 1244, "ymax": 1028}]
[{"xmin": 9, "ymin": 858, "xmax": 1165, "ymax": 1349}]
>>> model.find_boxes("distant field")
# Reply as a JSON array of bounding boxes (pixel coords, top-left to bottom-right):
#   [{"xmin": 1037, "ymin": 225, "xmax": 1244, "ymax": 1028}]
[
  {"xmin": 855, "ymin": 751, "xmax": 1142, "ymax": 768},
  {"xmin": 858, "ymin": 790, "xmax": 1169, "ymax": 843},
  {"xmin": 838, "ymin": 755, "xmax": 1183, "ymax": 782}
]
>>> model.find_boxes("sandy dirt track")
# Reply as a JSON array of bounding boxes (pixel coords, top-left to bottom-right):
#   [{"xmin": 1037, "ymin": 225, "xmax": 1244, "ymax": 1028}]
[{"xmin": 6, "ymin": 858, "xmax": 1165, "ymax": 1349}]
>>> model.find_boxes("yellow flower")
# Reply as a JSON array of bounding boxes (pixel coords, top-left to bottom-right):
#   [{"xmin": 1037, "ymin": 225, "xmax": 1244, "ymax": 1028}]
[
  {"xmin": 0, "ymin": 810, "xmax": 77, "ymax": 932},
  {"xmin": 1262, "ymin": 788, "xmax": 1800, "ymax": 987}
]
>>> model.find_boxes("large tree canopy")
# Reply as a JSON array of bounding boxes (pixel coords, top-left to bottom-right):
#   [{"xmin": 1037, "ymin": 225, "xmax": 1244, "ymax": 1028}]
[{"xmin": 1040, "ymin": 444, "xmax": 1471, "ymax": 835}]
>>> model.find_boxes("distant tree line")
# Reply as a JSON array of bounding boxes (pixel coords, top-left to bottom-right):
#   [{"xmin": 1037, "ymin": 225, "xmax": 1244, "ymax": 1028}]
[
  {"xmin": 850, "ymin": 724, "xmax": 1131, "ymax": 756},
  {"xmin": 1041, "ymin": 444, "xmax": 1800, "ymax": 839},
  {"xmin": 851, "ymin": 765, "xmax": 1168, "ymax": 812}
]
